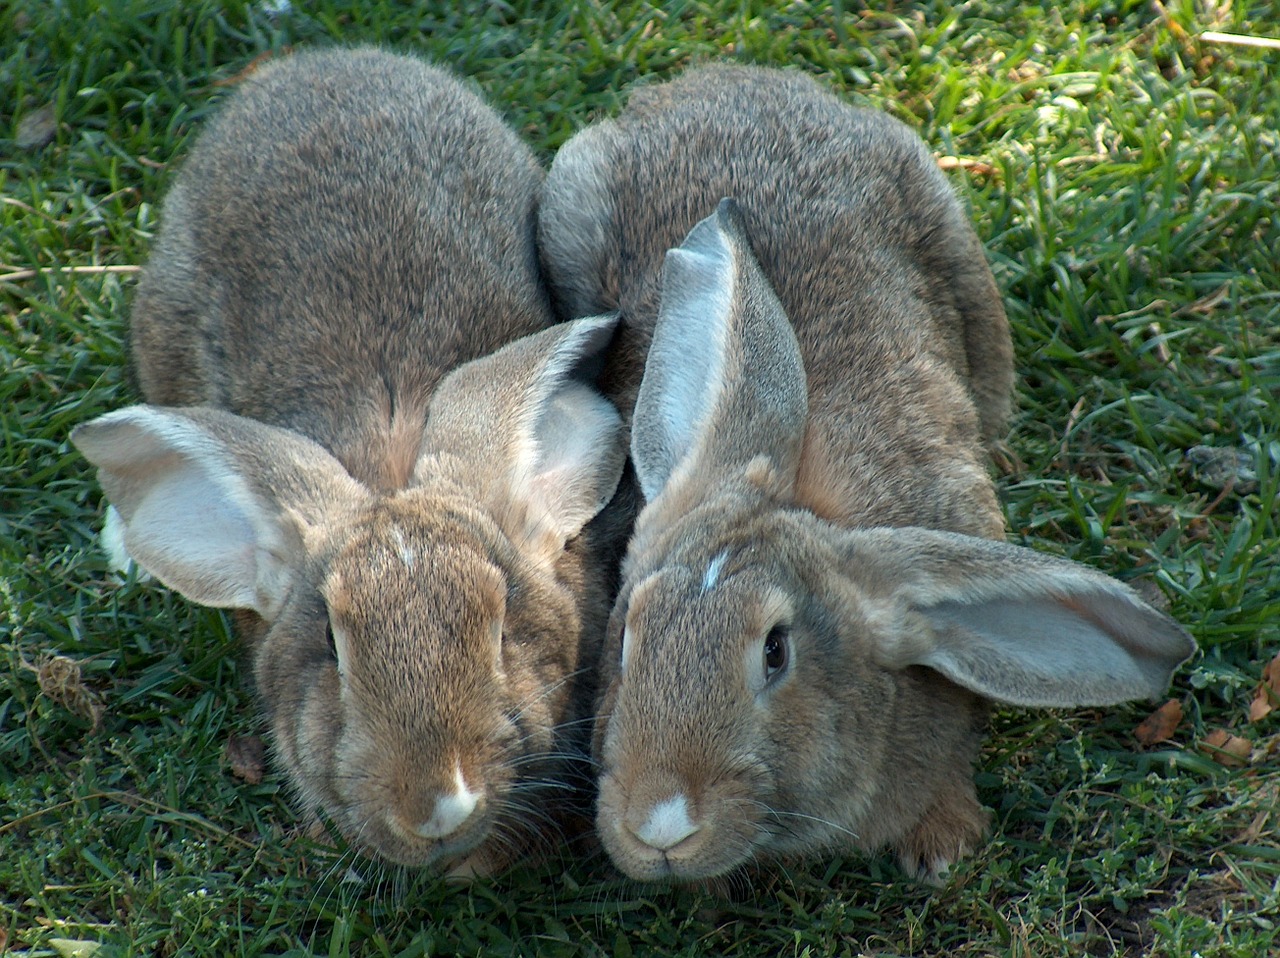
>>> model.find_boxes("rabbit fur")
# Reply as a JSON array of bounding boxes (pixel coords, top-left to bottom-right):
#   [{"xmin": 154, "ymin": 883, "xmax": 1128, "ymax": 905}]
[
  {"xmin": 73, "ymin": 47, "xmax": 631, "ymax": 873},
  {"xmin": 537, "ymin": 64, "xmax": 1195, "ymax": 884}
]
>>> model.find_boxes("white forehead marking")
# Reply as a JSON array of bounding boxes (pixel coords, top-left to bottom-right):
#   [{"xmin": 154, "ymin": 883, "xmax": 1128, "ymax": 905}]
[
  {"xmin": 390, "ymin": 525, "xmax": 415, "ymax": 570},
  {"xmin": 700, "ymin": 549, "xmax": 730, "ymax": 594},
  {"xmin": 634, "ymin": 793, "xmax": 699, "ymax": 851},
  {"xmin": 331, "ymin": 621, "xmax": 351, "ymax": 683}
]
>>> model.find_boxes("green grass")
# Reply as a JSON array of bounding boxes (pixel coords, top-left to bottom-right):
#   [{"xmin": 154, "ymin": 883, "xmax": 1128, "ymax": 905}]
[{"xmin": 3, "ymin": 0, "xmax": 1278, "ymax": 955}]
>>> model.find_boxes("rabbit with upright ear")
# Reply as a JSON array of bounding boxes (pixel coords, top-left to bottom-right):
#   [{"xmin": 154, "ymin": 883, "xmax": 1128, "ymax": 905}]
[
  {"xmin": 537, "ymin": 65, "xmax": 1195, "ymax": 884},
  {"xmin": 72, "ymin": 47, "xmax": 630, "ymax": 873}
]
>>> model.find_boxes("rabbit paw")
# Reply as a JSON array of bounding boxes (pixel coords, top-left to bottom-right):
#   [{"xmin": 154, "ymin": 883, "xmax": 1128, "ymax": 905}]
[{"xmin": 893, "ymin": 781, "xmax": 990, "ymax": 885}]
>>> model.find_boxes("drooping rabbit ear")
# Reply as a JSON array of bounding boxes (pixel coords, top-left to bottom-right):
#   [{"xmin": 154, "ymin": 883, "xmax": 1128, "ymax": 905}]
[
  {"xmin": 832, "ymin": 526, "xmax": 1196, "ymax": 707},
  {"xmin": 420, "ymin": 314, "xmax": 626, "ymax": 557},
  {"xmin": 71, "ymin": 405, "xmax": 364, "ymax": 618},
  {"xmin": 632, "ymin": 198, "xmax": 808, "ymax": 504}
]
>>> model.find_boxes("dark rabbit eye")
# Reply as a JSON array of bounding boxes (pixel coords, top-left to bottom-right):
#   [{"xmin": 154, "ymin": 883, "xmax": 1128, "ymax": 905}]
[
  {"xmin": 763, "ymin": 624, "xmax": 789, "ymax": 681},
  {"xmin": 325, "ymin": 622, "xmax": 338, "ymax": 662}
]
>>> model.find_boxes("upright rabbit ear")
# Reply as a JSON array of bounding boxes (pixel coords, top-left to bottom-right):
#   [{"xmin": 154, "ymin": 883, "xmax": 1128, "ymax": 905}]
[
  {"xmin": 72, "ymin": 406, "xmax": 364, "ymax": 618},
  {"xmin": 832, "ymin": 527, "xmax": 1196, "ymax": 707},
  {"xmin": 421, "ymin": 314, "xmax": 626, "ymax": 559},
  {"xmin": 632, "ymin": 198, "xmax": 809, "ymax": 505}
]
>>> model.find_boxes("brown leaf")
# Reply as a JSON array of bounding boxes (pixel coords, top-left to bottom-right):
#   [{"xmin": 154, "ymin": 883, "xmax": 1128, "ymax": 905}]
[
  {"xmin": 30, "ymin": 653, "xmax": 104, "ymax": 729},
  {"xmin": 1250, "ymin": 686, "xmax": 1276, "ymax": 722},
  {"xmin": 1250, "ymin": 650, "xmax": 1280, "ymax": 723},
  {"xmin": 936, "ymin": 155, "xmax": 998, "ymax": 177},
  {"xmin": 212, "ymin": 49, "xmax": 292, "ymax": 87},
  {"xmin": 225, "ymin": 733, "xmax": 266, "ymax": 784},
  {"xmin": 16, "ymin": 103, "xmax": 57, "ymax": 150},
  {"xmin": 1134, "ymin": 698, "xmax": 1183, "ymax": 746},
  {"xmin": 1199, "ymin": 728, "xmax": 1252, "ymax": 768}
]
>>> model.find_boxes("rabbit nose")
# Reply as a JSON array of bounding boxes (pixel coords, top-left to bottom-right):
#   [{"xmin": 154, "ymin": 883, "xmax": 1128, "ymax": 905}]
[
  {"xmin": 392, "ymin": 765, "xmax": 482, "ymax": 840},
  {"xmin": 629, "ymin": 793, "xmax": 701, "ymax": 851}
]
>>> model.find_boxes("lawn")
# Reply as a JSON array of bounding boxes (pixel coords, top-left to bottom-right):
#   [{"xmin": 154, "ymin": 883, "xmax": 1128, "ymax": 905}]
[{"xmin": 2, "ymin": 1, "xmax": 1278, "ymax": 955}]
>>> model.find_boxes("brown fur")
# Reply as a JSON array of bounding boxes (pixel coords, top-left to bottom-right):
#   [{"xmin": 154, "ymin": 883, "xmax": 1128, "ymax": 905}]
[
  {"xmin": 77, "ymin": 48, "xmax": 632, "ymax": 871},
  {"xmin": 539, "ymin": 65, "xmax": 1191, "ymax": 884}
]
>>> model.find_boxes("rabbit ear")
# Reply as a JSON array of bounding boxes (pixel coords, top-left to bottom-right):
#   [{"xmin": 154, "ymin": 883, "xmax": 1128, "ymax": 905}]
[
  {"xmin": 72, "ymin": 406, "xmax": 363, "ymax": 618},
  {"xmin": 631, "ymin": 198, "xmax": 809, "ymax": 504},
  {"xmin": 832, "ymin": 527, "xmax": 1196, "ymax": 707},
  {"xmin": 421, "ymin": 314, "xmax": 626, "ymax": 557}
]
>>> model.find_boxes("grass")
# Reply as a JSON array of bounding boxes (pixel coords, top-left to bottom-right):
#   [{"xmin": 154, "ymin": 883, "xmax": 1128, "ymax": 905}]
[{"xmin": 2, "ymin": 0, "xmax": 1278, "ymax": 955}]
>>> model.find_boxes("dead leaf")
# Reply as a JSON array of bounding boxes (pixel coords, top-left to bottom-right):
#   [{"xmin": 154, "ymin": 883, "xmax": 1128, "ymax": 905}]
[
  {"xmin": 1134, "ymin": 698, "xmax": 1183, "ymax": 745},
  {"xmin": 1199, "ymin": 728, "xmax": 1252, "ymax": 768},
  {"xmin": 213, "ymin": 49, "xmax": 291, "ymax": 87},
  {"xmin": 48, "ymin": 940, "xmax": 101, "ymax": 958},
  {"xmin": 16, "ymin": 104, "xmax": 57, "ymax": 149},
  {"xmin": 936, "ymin": 155, "xmax": 998, "ymax": 177},
  {"xmin": 29, "ymin": 653, "xmax": 104, "ymax": 729},
  {"xmin": 1249, "ymin": 650, "xmax": 1280, "ymax": 723},
  {"xmin": 1235, "ymin": 784, "xmax": 1277, "ymax": 843},
  {"xmin": 225, "ymin": 733, "xmax": 266, "ymax": 784}
]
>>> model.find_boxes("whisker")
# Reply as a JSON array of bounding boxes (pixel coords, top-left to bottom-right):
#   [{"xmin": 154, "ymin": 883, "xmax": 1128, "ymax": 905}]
[
  {"xmin": 509, "ymin": 665, "xmax": 594, "ymax": 718},
  {"xmin": 763, "ymin": 807, "xmax": 860, "ymax": 842}
]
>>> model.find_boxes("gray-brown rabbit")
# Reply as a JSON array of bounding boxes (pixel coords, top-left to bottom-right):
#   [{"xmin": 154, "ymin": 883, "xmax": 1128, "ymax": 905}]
[
  {"xmin": 72, "ymin": 47, "xmax": 629, "ymax": 874},
  {"xmin": 537, "ymin": 64, "xmax": 1194, "ymax": 883}
]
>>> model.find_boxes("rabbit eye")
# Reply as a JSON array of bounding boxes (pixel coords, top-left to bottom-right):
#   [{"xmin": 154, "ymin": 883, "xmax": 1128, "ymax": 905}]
[
  {"xmin": 763, "ymin": 624, "xmax": 789, "ymax": 681},
  {"xmin": 324, "ymin": 622, "xmax": 338, "ymax": 662}
]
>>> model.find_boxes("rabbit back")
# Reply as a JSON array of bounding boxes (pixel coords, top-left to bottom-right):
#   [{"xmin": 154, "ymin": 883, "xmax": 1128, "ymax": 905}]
[
  {"xmin": 541, "ymin": 65, "xmax": 1012, "ymax": 442},
  {"xmin": 132, "ymin": 46, "xmax": 552, "ymax": 491},
  {"xmin": 541, "ymin": 66, "xmax": 1011, "ymax": 537}
]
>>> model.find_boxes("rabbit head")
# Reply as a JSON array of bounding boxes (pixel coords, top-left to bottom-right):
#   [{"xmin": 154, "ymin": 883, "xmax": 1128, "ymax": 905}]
[
  {"xmin": 591, "ymin": 203, "xmax": 1195, "ymax": 883},
  {"xmin": 74, "ymin": 313, "xmax": 626, "ymax": 870}
]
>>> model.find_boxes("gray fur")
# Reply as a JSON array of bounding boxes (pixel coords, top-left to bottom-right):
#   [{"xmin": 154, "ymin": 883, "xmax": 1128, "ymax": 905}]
[
  {"xmin": 539, "ymin": 64, "xmax": 1193, "ymax": 885},
  {"xmin": 73, "ymin": 47, "xmax": 630, "ymax": 873}
]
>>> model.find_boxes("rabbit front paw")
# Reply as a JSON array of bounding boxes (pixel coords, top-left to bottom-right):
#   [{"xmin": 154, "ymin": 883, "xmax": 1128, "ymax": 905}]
[{"xmin": 892, "ymin": 780, "xmax": 990, "ymax": 885}]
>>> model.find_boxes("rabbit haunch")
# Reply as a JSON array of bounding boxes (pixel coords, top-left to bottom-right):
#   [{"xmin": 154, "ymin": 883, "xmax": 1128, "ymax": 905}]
[
  {"xmin": 538, "ymin": 65, "xmax": 1195, "ymax": 884},
  {"xmin": 72, "ymin": 47, "xmax": 629, "ymax": 872}
]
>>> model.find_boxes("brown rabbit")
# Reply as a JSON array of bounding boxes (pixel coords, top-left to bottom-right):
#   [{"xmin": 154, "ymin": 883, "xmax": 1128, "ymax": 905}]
[
  {"xmin": 536, "ymin": 65, "xmax": 1194, "ymax": 883},
  {"xmin": 72, "ymin": 47, "xmax": 629, "ymax": 874}
]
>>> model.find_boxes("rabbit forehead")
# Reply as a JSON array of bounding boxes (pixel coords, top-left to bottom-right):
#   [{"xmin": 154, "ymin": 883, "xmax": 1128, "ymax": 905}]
[
  {"xmin": 616, "ymin": 566, "xmax": 788, "ymax": 727},
  {"xmin": 628, "ymin": 497, "xmax": 810, "ymax": 600},
  {"xmin": 321, "ymin": 499, "xmax": 508, "ymax": 646}
]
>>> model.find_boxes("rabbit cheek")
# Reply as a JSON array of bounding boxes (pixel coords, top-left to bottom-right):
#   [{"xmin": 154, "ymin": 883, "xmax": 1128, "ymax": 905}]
[{"xmin": 274, "ymin": 649, "xmax": 346, "ymax": 822}]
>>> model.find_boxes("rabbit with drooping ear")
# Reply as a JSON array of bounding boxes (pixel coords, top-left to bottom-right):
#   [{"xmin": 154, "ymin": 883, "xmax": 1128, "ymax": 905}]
[
  {"xmin": 537, "ymin": 64, "xmax": 1194, "ymax": 884},
  {"xmin": 72, "ymin": 46, "xmax": 631, "ymax": 874}
]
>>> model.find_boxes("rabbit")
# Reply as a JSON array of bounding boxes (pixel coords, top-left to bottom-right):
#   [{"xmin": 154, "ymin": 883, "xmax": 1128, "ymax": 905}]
[
  {"xmin": 71, "ymin": 46, "xmax": 632, "ymax": 875},
  {"xmin": 536, "ymin": 64, "xmax": 1195, "ymax": 884}
]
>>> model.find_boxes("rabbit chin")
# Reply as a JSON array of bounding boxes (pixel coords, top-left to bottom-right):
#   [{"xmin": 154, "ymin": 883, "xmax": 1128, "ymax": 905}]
[{"xmin": 339, "ymin": 798, "xmax": 499, "ymax": 871}]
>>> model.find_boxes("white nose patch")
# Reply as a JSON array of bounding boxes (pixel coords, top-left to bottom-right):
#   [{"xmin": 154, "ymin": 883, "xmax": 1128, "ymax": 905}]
[
  {"xmin": 414, "ymin": 764, "xmax": 480, "ymax": 839},
  {"xmin": 633, "ymin": 793, "xmax": 699, "ymax": 850}
]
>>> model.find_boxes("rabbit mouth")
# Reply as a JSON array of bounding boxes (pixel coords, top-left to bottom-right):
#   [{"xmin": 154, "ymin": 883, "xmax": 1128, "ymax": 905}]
[
  {"xmin": 597, "ymin": 771, "xmax": 763, "ymax": 882},
  {"xmin": 356, "ymin": 802, "xmax": 499, "ymax": 869},
  {"xmin": 599, "ymin": 809, "xmax": 758, "ymax": 882}
]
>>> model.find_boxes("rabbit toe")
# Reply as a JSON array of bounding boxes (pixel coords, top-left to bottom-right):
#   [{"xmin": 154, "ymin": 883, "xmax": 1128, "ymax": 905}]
[{"xmin": 892, "ymin": 781, "xmax": 990, "ymax": 885}]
